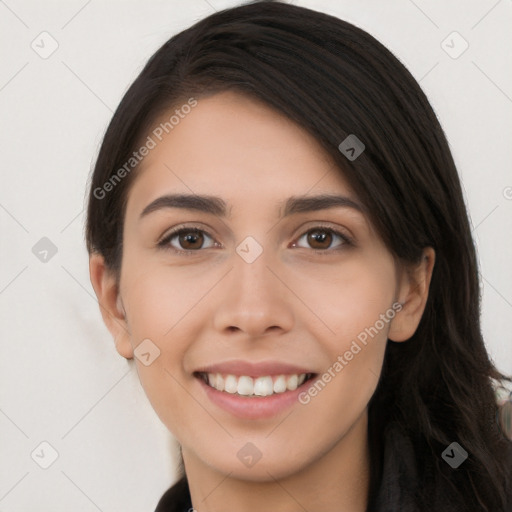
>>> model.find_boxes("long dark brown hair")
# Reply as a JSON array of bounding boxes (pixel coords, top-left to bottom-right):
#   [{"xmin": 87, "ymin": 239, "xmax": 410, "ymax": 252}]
[{"xmin": 85, "ymin": 1, "xmax": 512, "ymax": 510}]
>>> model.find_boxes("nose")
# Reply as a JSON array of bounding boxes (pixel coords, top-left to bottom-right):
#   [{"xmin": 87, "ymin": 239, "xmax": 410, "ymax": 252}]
[{"xmin": 212, "ymin": 247, "xmax": 295, "ymax": 339}]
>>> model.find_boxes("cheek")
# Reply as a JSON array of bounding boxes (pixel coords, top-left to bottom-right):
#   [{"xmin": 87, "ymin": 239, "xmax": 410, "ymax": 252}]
[
  {"xmin": 119, "ymin": 265, "xmax": 195, "ymax": 421},
  {"xmin": 292, "ymin": 253, "xmax": 396, "ymax": 338},
  {"xmin": 122, "ymin": 258, "xmax": 204, "ymax": 337},
  {"xmin": 292, "ymin": 254, "xmax": 394, "ymax": 398}
]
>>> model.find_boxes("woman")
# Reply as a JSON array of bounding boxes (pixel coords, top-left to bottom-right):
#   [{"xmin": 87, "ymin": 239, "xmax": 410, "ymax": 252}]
[{"xmin": 85, "ymin": 1, "xmax": 512, "ymax": 510}]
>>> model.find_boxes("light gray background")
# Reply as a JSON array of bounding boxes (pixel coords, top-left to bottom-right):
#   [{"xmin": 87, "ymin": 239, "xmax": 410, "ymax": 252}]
[{"xmin": 1, "ymin": 0, "xmax": 511, "ymax": 510}]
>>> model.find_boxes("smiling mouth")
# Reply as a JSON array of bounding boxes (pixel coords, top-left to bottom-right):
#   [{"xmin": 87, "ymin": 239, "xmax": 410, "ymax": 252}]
[{"xmin": 193, "ymin": 371, "xmax": 317, "ymax": 398}]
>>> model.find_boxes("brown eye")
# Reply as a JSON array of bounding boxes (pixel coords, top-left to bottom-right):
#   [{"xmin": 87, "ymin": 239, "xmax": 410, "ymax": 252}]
[
  {"xmin": 178, "ymin": 230, "xmax": 204, "ymax": 250},
  {"xmin": 159, "ymin": 225, "xmax": 351, "ymax": 255},
  {"xmin": 307, "ymin": 229, "xmax": 333, "ymax": 250},
  {"xmin": 159, "ymin": 227, "xmax": 215, "ymax": 253},
  {"xmin": 295, "ymin": 226, "xmax": 351, "ymax": 252}
]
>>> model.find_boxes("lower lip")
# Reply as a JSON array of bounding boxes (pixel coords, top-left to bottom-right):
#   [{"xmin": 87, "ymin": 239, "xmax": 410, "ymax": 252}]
[{"xmin": 196, "ymin": 375, "xmax": 314, "ymax": 420}]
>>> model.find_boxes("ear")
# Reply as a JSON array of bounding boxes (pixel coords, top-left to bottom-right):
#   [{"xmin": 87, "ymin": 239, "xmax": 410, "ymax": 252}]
[
  {"xmin": 89, "ymin": 253, "xmax": 134, "ymax": 359},
  {"xmin": 387, "ymin": 247, "xmax": 435, "ymax": 343}
]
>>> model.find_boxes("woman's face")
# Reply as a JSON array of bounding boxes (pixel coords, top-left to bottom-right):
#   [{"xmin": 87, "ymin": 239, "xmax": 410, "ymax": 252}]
[{"xmin": 91, "ymin": 90, "xmax": 432, "ymax": 482}]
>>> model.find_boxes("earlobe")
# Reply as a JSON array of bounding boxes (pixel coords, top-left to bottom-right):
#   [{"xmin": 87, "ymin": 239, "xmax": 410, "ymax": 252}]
[
  {"xmin": 89, "ymin": 253, "xmax": 134, "ymax": 359},
  {"xmin": 388, "ymin": 247, "xmax": 435, "ymax": 343}
]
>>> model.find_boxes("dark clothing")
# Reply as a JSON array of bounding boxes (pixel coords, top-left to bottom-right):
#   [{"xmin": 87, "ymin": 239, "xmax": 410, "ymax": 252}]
[{"xmin": 155, "ymin": 422, "xmax": 512, "ymax": 512}]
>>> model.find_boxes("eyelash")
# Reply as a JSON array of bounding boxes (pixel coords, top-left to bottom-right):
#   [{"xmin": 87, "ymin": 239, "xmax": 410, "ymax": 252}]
[{"xmin": 157, "ymin": 224, "xmax": 353, "ymax": 256}]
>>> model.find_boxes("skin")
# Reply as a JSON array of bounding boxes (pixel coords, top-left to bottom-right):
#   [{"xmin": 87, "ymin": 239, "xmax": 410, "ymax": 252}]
[{"xmin": 90, "ymin": 90, "xmax": 435, "ymax": 512}]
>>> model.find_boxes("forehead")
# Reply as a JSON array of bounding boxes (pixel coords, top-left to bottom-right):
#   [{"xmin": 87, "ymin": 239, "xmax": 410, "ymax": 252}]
[{"xmin": 125, "ymin": 90, "xmax": 358, "ymax": 217}]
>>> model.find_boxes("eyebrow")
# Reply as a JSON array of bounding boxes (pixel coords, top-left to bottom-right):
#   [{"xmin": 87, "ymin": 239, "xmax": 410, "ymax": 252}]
[{"xmin": 139, "ymin": 193, "xmax": 365, "ymax": 220}]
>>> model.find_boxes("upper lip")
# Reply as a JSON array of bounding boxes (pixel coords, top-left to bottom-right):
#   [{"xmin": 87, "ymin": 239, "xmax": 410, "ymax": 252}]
[{"xmin": 193, "ymin": 359, "xmax": 316, "ymax": 378}]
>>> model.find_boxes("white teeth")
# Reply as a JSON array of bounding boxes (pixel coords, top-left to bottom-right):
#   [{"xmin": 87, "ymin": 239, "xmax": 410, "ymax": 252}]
[
  {"xmin": 287, "ymin": 374, "xmax": 299, "ymax": 391},
  {"xmin": 202, "ymin": 372, "xmax": 310, "ymax": 396},
  {"xmin": 224, "ymin": 374, "xmax": 238, "ymax": 394},
  {"xmin": 273, "ymin": 375, "xmax": 287, "ymax": 393},
  {"xmin": 214, "ymin": 373, "xmax": 224, "ymax": 390},
  {"xmin": 237, "ymin": 376, "xmax": 254, "ymax": 396},
  {"xmin": 254, "ymin": 376, "xmax": 274, "ymax": 396}
]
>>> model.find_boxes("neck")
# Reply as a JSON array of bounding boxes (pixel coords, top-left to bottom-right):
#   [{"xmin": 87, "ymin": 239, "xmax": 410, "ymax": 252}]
[{"xmin": 182, "ymin": 411, "xmax": 370, "ymax": 512}]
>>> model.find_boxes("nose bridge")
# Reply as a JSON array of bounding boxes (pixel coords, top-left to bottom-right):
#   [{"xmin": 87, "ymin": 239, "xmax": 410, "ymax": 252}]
[
  {"xmin": 234, "ymin": 240, "xmax": 275, "ymax": 300},
  {"xmin": 212, "ymin": 238, "xmax": 294, "ymax": 336}
]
